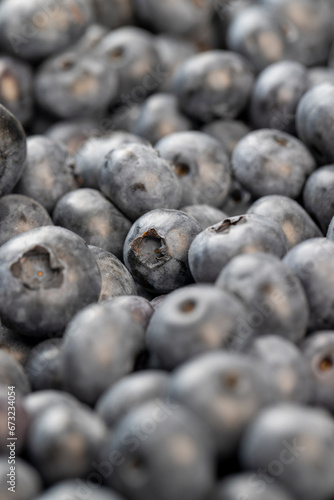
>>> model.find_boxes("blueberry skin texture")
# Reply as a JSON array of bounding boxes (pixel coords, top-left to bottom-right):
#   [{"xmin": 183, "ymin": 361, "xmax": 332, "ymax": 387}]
[
  {"xmin": 0, "ymin": 456, "xmax": 42, "ymax": 500},
  {"xmin": 101, "ymin": 401, "xmax": 215, "ymax": 500},
  {"xmin": 210, "ymin": 472, "xmax": 295, "ymax": 500},
  {"xmin": 216, "ymin": 252, "xmax": 309, "ymax": 344},
  {"xmin": 180, "ymin": 205, "xmax": 228, "ymax": 230},
  {"xmin": 46, "ymin": 118, "xmax": 100, "ymax": 156},
  {"xmin": 232, "ymin": 129, "xmax": 316, "ymax": 199},
  {"xmin": 96, "ymin": 27, "xmax": 162, "ymax": 98},
  {"xmin": 23, "ymin": 390, "xmax": 80, "ymax": 423},
  {"xmin": 169, "ymin": 351, "xmax": 277, "ymax": 457},
  {"xmin": 202, "ymin": 119, "xmax": 250, "ymax": 159},
  {"xmin": 226, "ymin": 5, "xmax": 288, "ymax": 73},
  {"xmin": 35, "ymin": 51, "xmax": 119, "ymax": 119},
  {"xmin": 25, "ymin": 339, "xmax": 63, "ymax": 392},
  {"xmin": 155, "ymin": 131, "xmax": 231, "ymax": 208},
  {"xmin": 0, "ymin": 349, "xmax": 31, "ymax": 395},
  {"xmin": 244, "ymin": 335, "xmax": 313, "ymax": 404},
  {"xmin": 108, "ymin": 295, "xmax": 154, "ymax": 331},
  {"xmin": 0, "ymin": 56, "xmax": 34, "ymax": 126},
  {"xmin": 61, "ymin": 301, "xmax": 144, "ymax": 405},
  {"xmin": 300, "ymin": 331, "xmax": 334, "ymax": 412},
  {"xmin": 0, "ymin": 103, "xmax": 26, "ymax": 197},
  {"xmin": 0, "ymin": 226, "xmax": 101, "ymax": 337},
  {"xmin": 150, "ymin": 295, "xmax": 167, "ymax": 310},
  {"xmin": 240, "ymin": 404, "xmax": 334, "ymax": 500},
  {"xmin": 53, "ymin": 189, "xmax": 131, "ymax": 259},
  {"xmin": 0, "ymin": 0, "xmax": 94, "ymax": 61},
  {"xmin": 92, "ymin": 0, "xmax": 134, "ymax": 29},
  {"xmin": 27, "ymin": 405, "xmax": 107, "ymax": 484},
  {"xmin": 248, "ymin": 195, "xmax": 323, "ymax": 250},
  {"xmin": 189, "ymin": 214, "xmax": 288, "ymax": 283},
  {"xmin": 96, "ymin": 370, "xmax": 170, "ymax": 428},
  {"xmin": 76, "ymin": 132, "xmax": 149, "ymax": 190},
  {"xmin": 35, "ymin": 481, "xmax": 124, "ymax": 500},
  {"xmin": 147, "ymin": 284, "xmax": 248, "ymax": 369},
  {"xmin": 89, "ymin": 246, "xmax": 137, "ymax": 300},
  {"xmin": 15, "ymin": 136, "xmax": 79, "ymax": 213},
  {"xmin": 132, "ymin": 93, "xmax": 193, "ymax": 145},
  {"xmin": 296, "ymin": 83, "xmax": 334, "ymax": 165},
  {"xmin": 99, "ymin": 143, "xmax": 182, "ymax": 221},
  {"xmin": 0, "ymin": 194, "xmax": 53, "ymax": 247},
  {"xmin": 124, "ymin": 209, "xmax": 202, "ymax": 294},
  {"xmin": 250, "ymin": 61, "xmax": 308, "ymax": 134},
  {"xmin": 173, "ymin": 50, "xmax": 254, "ymax": 123},
  {"xmin": 283, "ymin": 238, "xmax": 334, "ymax": 331},
  {"xmin": 0, "ymin": 323, "xmax": 35, "ymax": 365},
  {"xmin": 303, "ymin": 166, "xmax": 334, "ymax": 233},
  {"xmin": 221, "ymin": 178, "xmax": 253, "ymax": 217}
]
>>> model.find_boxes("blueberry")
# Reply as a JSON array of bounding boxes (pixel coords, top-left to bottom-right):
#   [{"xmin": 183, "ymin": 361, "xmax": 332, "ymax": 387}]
[
  {"xmin": 96, "ymin": 370, "xmax": 170, "ymax": 428},
  {"xmin": 99, "ymin": 143, "xmax": 182, "ymax": 221},
  {"xmin": 0, "ymin": 349, "xmax": 31, "ymax": 395},
  {"xmin": 0, "ymin": 226, "xmax": 101, "ymax": 337},
  {"xmin": 0, "ymin": 56, "xmax": 33, "ymax": 126},
  {"xmin": 132, "ymin": 93, "xmax": 193, "ymax": 144},
  {"xmin": 27, "ymin": 404, "xmax": 107, "ymax": 484},
  {"xmin": 0, "ymin": 456, "xmax": 42, "ymax": 500},
  {"xmin": 95, "ymin": 27, "xmax": 162, "ymax": 98},
  {"xmin": 248, "ymin": 195, "xmax": 323, "ymax": 249},
  {"xmin": 300, "ymin": 331, "xmax": 334, "ymax": 412},
  {"xmin": 100, "ymin": 401, "xmax": 215, "ymax": 500},
  {"xmin": 232, "ymin": 129, "xmax": 316, "ymax": 199},
  {"xmin": 76, "ymin": 132, "xmax": 149, "ymax": 190},
  {"xmin": 202, "ymin": 119, "xmax": 250, "ymax": 158},
  {"xmin": 92, "ymin": 0, "xmax": 134, "ymax": 29},
  {"xmin": 0, "ymin": 386, "xmax": 29, "ymax": 454},
  {"xmin": 0, "ymin": 103, "xmax": 26, "ymax": 197},
  {"xmin": 189, "ymin": 214, "xmax": 288, "ymax": 283},
  {"xmin": 107, "ymin": 295, "xmax": 154, "ymax": 331},
  {"xmin": 240, "ymin": 404, "xmax": 334, "ymax": 500},
  {"xmin": 173, "ymin": 50, "xmax": 254, "ymax": 122},
  {"xmin": 155, "ymin": 35, "xmax": 197, "ymax": 93},
  {"xmin": 155, "ymin": 131, "xmax": 231, "ymax": 207},
  {"xmin": 53, "ymin": 189, "xmax": 131, "ymax": 259},
  {"xmin": 307, "ymin": 66, "xmax": 334, "ymax": 89},
  {"xmin": 61, "ymin": 301, "xmax": 144, "ymax": 405},
  {"xmin": 147, "ymin": 284, "xmax": 248, "ymax": 369},
  {"xmin": 226, "ymin": 5, "xmax": 288, "ymax": 72},
  {"xmin": 296, "ymin": 83, "xmax": 334, "ymax": 165},
  {"xmin": 46, "ymin": 118, "xmax": 100, "ymax": 155},
  {"xmin": 23, "ymin": 390, "xmax": 80, "ymax": 423},
  {"xmin": 150, "ymin": 295, "xmax": 167, "ymax": 310},
  {"xmin": 25, "ymin": 338, "xmax": 63, "ymax": 392},
  {"xmin": 266, "ymin": 0, "xmax": 333, "ymax": 67},
  {"xmin": 34, "ymin": 51, "xmax": 119, "ymax": 119},
  {"xmin": 0, "ymin": 194, "xmax": 53, "ymax": 247},
  {"xmin": 180, "ymin": 205, "xmax": 228, "ymax": 230},
  {"xmin": 250, "ymin": 61, "xmax": 308, "ymax": 133},
  {"xmin": 327, "ymin": 215, "xmax": 334, "ymax": 242},
  {"xmin": 303, "ymin": 166, "xmax": 334, "ymax": 233},
  {"xmin": 123, "ymin": 209, "xmax": 202, "ymax": 294},
  {"xmin": 0, "ymin": 0, "xmax": 94, "ymax": 61},
  {"xmin": 210, "ymin": 472, "xmax": 295, "ymax": 500},
  {"xmin": 15, "ymin": 136, "xmax": 79, "ymax": 213},
  {"xmin": 216, "ymin": 252, "xmax": 309, "ymax": 344},
  {"xmin": 35, "ymin": 481, "xmax": 124, "ymax": 500},
  {"xmin": 89, "ymin": 246, "xmax": 137, "ymax": 300},
  {"xmin": 283, "ymin": 238, "xmax": 334, "ymax": 331},
  {"xmin": 169, "ymin": 351, "xmax": 277, "ymax": 456},
  {"xmin": 244, "ymin": 335, "xmax": 313, "ymax": 403}
]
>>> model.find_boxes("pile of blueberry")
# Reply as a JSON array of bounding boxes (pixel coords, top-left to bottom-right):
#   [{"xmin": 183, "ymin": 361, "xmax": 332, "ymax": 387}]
[{"xmin": 2, "ymin": 0, "xmax": 334, "ymax": 499}]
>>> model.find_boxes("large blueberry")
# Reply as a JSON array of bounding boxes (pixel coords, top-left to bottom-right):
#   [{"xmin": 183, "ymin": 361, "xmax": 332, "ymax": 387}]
[
  {"xmin": 0, "ymin": 226, "xmax": 101, "ymax": 337},
  {"xmin": 123, "ymin": 209, "xmax": 202, "ymax": 294}
]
